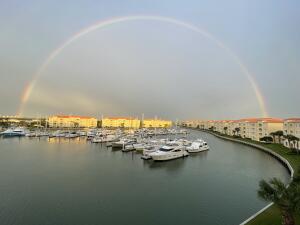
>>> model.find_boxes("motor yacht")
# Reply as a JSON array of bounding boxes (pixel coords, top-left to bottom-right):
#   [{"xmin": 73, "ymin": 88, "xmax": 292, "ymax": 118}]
[
  {"xmin": 149, "ymin": 144, "xmax": 189, "ymax": 161},
  {"xmin": 0, "ymin": 127, "xmax": 26, "ymax": 137},
  {"xmin": 186, "ymin": 140, "xmax": 209, "ymax": 153},
  {"xmin": 65, "ymin": 131, "xmax": 79, "ymax": 138}
]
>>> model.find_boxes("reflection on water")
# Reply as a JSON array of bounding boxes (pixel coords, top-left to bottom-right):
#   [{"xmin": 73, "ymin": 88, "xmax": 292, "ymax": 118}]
[
  {"xmin": 0, "ymin": 130, "xmax": 290, "ymax": 225},
  {"xmin": 143, "ymin": 157, "xmax": 188, "ymax": 172},
  {"xmin": 47, "ymin": 137, "xmax": 87, "ymax": 144}
]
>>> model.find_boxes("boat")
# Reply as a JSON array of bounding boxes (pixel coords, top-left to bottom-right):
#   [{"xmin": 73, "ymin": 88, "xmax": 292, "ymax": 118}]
[
  {"xmin": 26, "ymin": 131, "xmax": 37, "ymax": 137},
  {"xmin": 92, "ymin": 134, "xmax": 118, "ymax": 143},
  {"xmin": 0, "ymin": 127, "xmax": 26, "ymax": 137},
  {"xmin": 36, "ymin": 131, "xmax": 49, "ymax": 137},
  {"xmin": 186, "ymin": 140, "xmax": 209, "ymax": 153},
  {"xmin": 112, "ymin": 138, "xmax": 132, "ymax": 148},
  {"xmin": 141, "ymin": 145, "xmax": 159, "ymax": 160},
  {"xmin": 149, "ymin": 145, "xmax": 189, "ymax": 161},
  {"xmin": 77, "ymin": 131, "xmax": 86, "ymax": 136},
  {"xmin": 122, "ymin": 140, "xmax": 138, "ymax": 152},
  {"xmin": 65, "ymin": 131, "xmax": 79, "ymax": 138},
  {"xmin": 91, "ymin": 136, "xmax": 104, "ymax": 143}
]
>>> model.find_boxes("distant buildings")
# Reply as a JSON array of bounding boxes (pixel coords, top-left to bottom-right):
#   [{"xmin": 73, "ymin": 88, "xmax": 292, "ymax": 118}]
[
  {"xmin": 48, "ymin": 115, "xmax": 97, "ymax": 128},
  {"xmin": 142, "ymin": 119, "xmax": 172, "ymax": 128},
  {"xmin": 2, "ymin": 114, "xmax": 173, "ymax": 129},
  {"xmin": 182, "ymin": 118, "xmax": 284, "ymax": 141},
  {"xmin": 101, "ymin": 117, "xmax": 172, "ymax": 129},
  {"xmin": 101, "ymin": 117, "xmax": 140, "ymax": 129}
]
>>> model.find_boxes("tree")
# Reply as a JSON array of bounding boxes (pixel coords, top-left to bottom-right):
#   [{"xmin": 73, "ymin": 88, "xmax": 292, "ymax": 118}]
[
  {"xmin": 285, "ymin": 135, "xmax": 300, "ymax": 154},
  {"xmin": 223, "ymin": 127, "xmax": 228, "ymax": 135},
  {"xmin": 258, "ymin": 178, "xmax": 300, "ymax": 225},
  {"xmin": 271, "ymin": 130, "xmax": 285, "ymax": 143},
  {"xmin": 209, "ymin": 126, "xmax": 215, "ymax": 131},
  {"xmin": 260, "ymin": 136, "xmax": 273, "ymax": 143},
  {"xmin": 234, "ymin": 127, "xmax": 241, "ymax": 136}
]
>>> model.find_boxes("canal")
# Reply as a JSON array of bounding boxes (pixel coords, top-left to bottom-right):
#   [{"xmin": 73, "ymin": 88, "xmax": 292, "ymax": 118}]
[{"xmin": 0, "ymin": 129, "xmax": 290, "ymax": 225}]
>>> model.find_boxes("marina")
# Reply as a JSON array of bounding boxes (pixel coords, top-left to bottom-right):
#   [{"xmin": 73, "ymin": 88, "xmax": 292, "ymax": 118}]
[{"xmin": 0, "ymin": 129, "xmax": 290, "ymax": 225}]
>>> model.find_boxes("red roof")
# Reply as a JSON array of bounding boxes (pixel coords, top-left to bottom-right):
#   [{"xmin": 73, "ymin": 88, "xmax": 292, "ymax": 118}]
[{"xmin": 285, "ymin": 118, "xmax": 300, "ymax": 122}]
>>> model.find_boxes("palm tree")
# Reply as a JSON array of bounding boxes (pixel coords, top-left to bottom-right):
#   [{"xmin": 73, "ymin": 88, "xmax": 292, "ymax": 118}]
[
  {"xmin": 271, "ymin": 130, "xmax": 285, "ymax": 143},
  {"xmin": 258, "ymin": 178, "xmax": 300, "ymax": 225},
  {"xmin": 285, "ymin": 135, "xmax": 300, "ymax": 154},
  {"xmin": 223, "ymin": 127, "xmax": 228, "ymax": 135},
  {"xmin": 234, "ymin": 127, "xmax": 240, "ymax": 136},
  {"xmin": 270, "ymin": 132, "xmax": 277, "ymax": 143},
  {"xmin": 276, "ymin": 130, "xmax": 284, "ymax": 144}
]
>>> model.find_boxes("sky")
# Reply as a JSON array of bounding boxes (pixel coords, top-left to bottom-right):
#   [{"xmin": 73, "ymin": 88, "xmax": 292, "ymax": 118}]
[{"xmin": 0, "ymin": 0, "xmax": 299, "ymax": 120}]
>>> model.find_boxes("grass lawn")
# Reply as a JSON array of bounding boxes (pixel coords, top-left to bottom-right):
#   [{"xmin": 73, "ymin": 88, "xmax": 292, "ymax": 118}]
[{"xmin": 202, "ymin": 130, "xmax": 300, "ymax": 225}]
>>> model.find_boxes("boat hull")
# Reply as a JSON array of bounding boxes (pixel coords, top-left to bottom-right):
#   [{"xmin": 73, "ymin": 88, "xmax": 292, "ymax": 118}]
[{"xmin": 151, "ymin": 152, "xmax": 189, "ymax": 161}]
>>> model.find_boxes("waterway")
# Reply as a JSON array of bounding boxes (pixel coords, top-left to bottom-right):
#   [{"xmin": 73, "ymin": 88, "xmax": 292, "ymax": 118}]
[{"xmin": 0, "ymin": 129, "xmax": 290, "ymax": 225}]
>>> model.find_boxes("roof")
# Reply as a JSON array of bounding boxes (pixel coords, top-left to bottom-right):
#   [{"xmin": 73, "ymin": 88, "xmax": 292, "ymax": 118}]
[
  {"xmin": 104, "ymin": 117, "xmax": 139, "ymax": 120},
  {"xmin": 52, "ymin": 115, "xmax": 95, "ymax": 119},
  {"xmin": 284, "ymin": 118, "xmax": 300, "ymax": 123}
]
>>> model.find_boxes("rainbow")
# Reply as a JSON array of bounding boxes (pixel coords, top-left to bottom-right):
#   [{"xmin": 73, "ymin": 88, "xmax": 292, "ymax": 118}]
[{"xmin": 18, "ymin": 15, "xmax": 268, "ymax": 117}]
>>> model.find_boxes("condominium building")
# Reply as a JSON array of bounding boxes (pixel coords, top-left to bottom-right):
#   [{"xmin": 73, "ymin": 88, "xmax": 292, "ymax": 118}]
[
  {"xmin": 283, "ymin": 118, "xmax": 300, "ymax": 149},
  {"xmin": 284, "ymin": 118, "xmax": 300, "ymax": 138},
  {"xmin": 240, "ymin": 118, "xmax": 283, "ymax": 141},
  {"xmin": 101, "ymin": 117, "xmax": 140, "ymax": 129},
  {"xmin": 182, "ymin": 118, "xmax": 284, "ymax": 141},
  {"xmin": 48, "ymin": 115, "xmax": 97, "ymax": 128},
  {"xmin": 142, "ymin": 119, "xmax": 172, "ymax": 128}
]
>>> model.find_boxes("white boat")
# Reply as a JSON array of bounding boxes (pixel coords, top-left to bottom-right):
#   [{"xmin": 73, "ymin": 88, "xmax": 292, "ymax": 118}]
[
  {"xmin": 65, "ymin": 132, "xmax": 79, "ymax": 138},
  {"xmin": 77, "ymin": 131, "xmax": 86, "ymax": 136},
  {"xmin": 141, "ymin": 145, "xmax": 159, "ymax": 160},
  {"xmin": 26, "ymin": 132, "xmax": 37, "ymax": 137},
  {"xmin": 150, "ymin": 145, "xmax": 189, "ymax": 161},
  {"xmin": 92, "ymin": 134, "xmax": 118, "ymax": 143},
  {"xmin": 112, "ymin": 138, "xmax": 132, "ymax": 148},
  {"xmin": 87, "ymin": 129, "xmax": 97, "ymax": 138},
  {"xmin": 92, "ymin": 136, "xmax": 104, "ymax": 143},
  {"xmin": 36, "ymin": 131, "xmax": 49, "ymax": 137},
  {"xmin": 0, "ymin": 127, "xmax": 26, "ymax": 137},
  {"xmin": 122, "ymin": 140, "xmax": 138, "ymax": 152},
  {"xmin": 186, "ymin": 140, "xmax": 209, "ymax": 153}
]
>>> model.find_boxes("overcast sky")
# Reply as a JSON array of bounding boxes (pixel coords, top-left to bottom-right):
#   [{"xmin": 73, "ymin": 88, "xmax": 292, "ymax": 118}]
[{"xmin": 0, "ymin": 0, "xmax": 299, "ymax": 120}]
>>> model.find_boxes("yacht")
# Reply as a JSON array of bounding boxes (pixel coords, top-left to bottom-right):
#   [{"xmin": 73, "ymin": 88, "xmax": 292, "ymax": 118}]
[
  {"xmin": 141, "ymin": 145, "xmax": 159, "ymax": 160},
  {"xmin": 77, "ymin": 131, "xmax": 86, "ymax": 136},
  {"xmin": 149, "ymin": 145, "xmax": 189, "ymax": 161},
  {"xmin": 36, "ymin": 131, "xmax": 49, "ymax": 137},
  {"xmin": 122, "ymin": 140, "xmax": 138, "ymax": 152},
  {"xmin": 65, "ymin": 131, "xmax": 79, "ymax": 138},
  {"xmin": 112, "ymin": 138, "xmax": 134, "ymax": 148},
  {"xmin": 91, "ymin": 136, "xmax": 103, "ymax": 143},
  {"xmin": 186, "ymin": 140, "xmax": 209, "ymax": 153},
  {"xmin": 0, "ymin": 127, "xmax": 26, "ymax": 137},
  {"xmin": 26, "ymin": 131, "xmax": 37, "ymax": 137}
]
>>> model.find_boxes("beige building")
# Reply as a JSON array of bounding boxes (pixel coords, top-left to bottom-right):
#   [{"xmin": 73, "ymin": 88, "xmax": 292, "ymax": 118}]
[
  {"xmin": 284, "ymin": 118, "xmax": 300, "ymax": 138},
  {"xmin": 142, "ymin": 119, "xmax": 172, "ymax": 128},
  {"xmin": 48, "ymin": 115, "xmax": 97, "ymax": 128},
  {"xmin": 182, "ymin": 118, "xmax": 284, "ymax": 141},
  {"xmin": 234, "ymin": 118, "xmax": 283, "ymax": 141},
  {"xmin": 101, "ymin": 117, "xmax": 140, "ymax": 129},
  {"xmin": 283, "ymin": 118, "xmax": 300, "ymax": 149}
]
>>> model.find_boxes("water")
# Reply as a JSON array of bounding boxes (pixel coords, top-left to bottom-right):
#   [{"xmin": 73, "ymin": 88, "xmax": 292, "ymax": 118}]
[{"xmin": 0, "ymin": 130, "xmax": 290, "ymax": 225}]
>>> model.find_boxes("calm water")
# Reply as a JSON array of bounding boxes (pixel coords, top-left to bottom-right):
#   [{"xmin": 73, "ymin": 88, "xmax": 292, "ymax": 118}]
[{"xmin": 0, "ymin": 130, "xmax": 290, "ymax": 225}]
